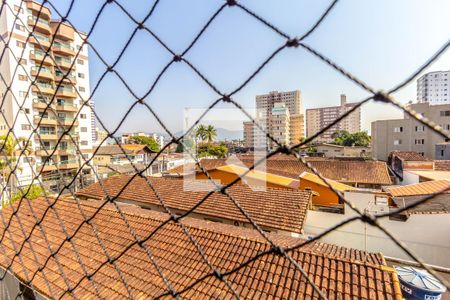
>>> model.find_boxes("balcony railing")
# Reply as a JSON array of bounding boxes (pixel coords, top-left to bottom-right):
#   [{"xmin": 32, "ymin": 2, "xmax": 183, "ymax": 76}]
[
  {"xmin": 28, "ymin": 16, "xmax": 50, "ymax": 26},
  {"xmin": 55, "ymin": 56, "xmax": 72, "ymax": 64},
  {"xmin": 53, "ymin": 41, "xmax": 74, "ymax": 51}
]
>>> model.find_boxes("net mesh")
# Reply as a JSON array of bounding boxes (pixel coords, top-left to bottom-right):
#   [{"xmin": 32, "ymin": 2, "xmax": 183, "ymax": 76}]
[{"xmin": 0, "ymin": 0, "xmax": 449, "ymax": 299}]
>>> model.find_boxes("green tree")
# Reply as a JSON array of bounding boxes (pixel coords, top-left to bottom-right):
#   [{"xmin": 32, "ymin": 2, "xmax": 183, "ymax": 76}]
[
  {"xmin": 175, "ymin": 138, "xmax": 194, "ymax": 153},
  {"xmin": 5, "ymin": 184, "xmax": 43, "ymax": 208},
  {"xmin": 197, "ymin": 144, "xmax": 228, "ymax": 158},
  {"xmin": 0, "ymin": 135, "xmax": 32, "ymax": 198},
  {"xmin": 204, "ymin": 125, "xmax": 217, "ymax": 144},
  {"xmin": 129, "ymin": 135, "xmax": 160, "ymax": 152},
  {"xmin": 331, "ymin": 130, "xmax": 371, "ymax": 147},
  {"xmin": 195, "ymin": 125, "xmax": 207, "ymax": 144}
]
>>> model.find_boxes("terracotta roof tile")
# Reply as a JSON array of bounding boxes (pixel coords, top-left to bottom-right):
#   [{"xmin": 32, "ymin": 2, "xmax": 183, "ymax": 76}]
[
  {"xmin": 0, "ymin": 197, "xmax": 400, "ymax": 299},
  {"xmin": 169, "ymin": 156, "xmax": 392, "ymax": 185},
  {"xmin": 76, "ymin": 175, "xmax": 311, "ymax": 233},
  {"xmin": 390, "ymin": 151, "xmax": 431, "ymax": 161},
  {"xmin": 434, "ymin": 160, "xmax": 450, "ymax": 171},
  {"xmin": 386, "ymin": 180, "xmax": 450, "ymax": 197}
]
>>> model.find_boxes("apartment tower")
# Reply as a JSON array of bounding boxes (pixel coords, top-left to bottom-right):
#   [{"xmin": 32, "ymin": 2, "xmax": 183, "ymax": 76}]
[
  {"xmin": 417, "ymin": 71, "xmax": 450, "ymax": 105},
  {"xmin": 0, "ymin": 0, "xmax": 93, "ymax": 187},
  {"xmin": 249, "ymin": 90, "xmax": 304, "ymax": 150},
  {"xmin": 306, "ymin": 94, "xmax": 361, "ymax": 142}
]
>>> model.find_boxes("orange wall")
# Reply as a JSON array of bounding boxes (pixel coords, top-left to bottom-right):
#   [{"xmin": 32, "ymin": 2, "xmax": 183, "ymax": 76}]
[
  {"xmin": 299, "ymin": 180, "xmax": 340, "ymax": 206},
  {"xmin": 196, "ymin": 170, "xmax": 292, "ymax": 189}
]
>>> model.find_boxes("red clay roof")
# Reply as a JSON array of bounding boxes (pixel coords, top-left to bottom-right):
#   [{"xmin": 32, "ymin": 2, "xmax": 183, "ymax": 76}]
[
  {"xmin": 0, "ymin": 197, "xmax": 401, "ymax": 299},
  {"xmin": 76, "ymin": 175, "xmax": 312, "ymax": 234},
  {"xmin": 386, "ymin": 180, "xmax": 450, "ymax": 197},
  {"xmin": 168, "ymin": 157, "xmax": 392, "ymax": 185},
  {"xmin": 390, "ymin": 151, "xmax": 431, "ymax": 161}
]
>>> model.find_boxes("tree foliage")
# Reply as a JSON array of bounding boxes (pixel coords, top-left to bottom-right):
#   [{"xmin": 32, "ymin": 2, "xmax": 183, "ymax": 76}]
[
  {"xmin": 129, "ymin": 135, "xmax": 160, "ymax": 152},
  {"xmin": 331, "ymin": 130, "xmax": 371, "ymax": 147},
  {"xmin": 195, "ymin": 124, "xmax": 217, "ymax": 144},
  {"xmin": 197, "ymin": 144, "xmax": 228, "ymax": 158},
  {"xmin": 4, "ymin": 184, "xmax": 43, "ymax": 208}
]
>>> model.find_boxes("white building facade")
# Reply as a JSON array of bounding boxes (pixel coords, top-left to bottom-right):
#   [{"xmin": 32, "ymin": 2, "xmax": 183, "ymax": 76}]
[{"xmin": 417, "ymin": 70, "xmax": 450, "ymax": 104}]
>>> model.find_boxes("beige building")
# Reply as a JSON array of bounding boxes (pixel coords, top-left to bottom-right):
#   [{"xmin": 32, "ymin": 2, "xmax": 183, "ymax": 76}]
[
  {"xmin": 372, "ymin": 102, "xmax": 450, "ymax": 160},
  {"xmin": 0, "ymin": 0, "xmax": 93, "ymax": 187},
  {"xmin": 315, "ymin": 143, "xmax": 370, "ymax": 158},
  {"xmin": 306, "ymin": 94, "xmax": 361, "ymax": 142},
  {"xmin": 245, "ymin": 90, "xmax": 305, "ymax": 149}
]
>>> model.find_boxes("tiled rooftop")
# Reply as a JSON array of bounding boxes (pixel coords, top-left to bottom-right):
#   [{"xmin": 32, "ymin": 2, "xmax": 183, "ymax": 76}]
[
  {"xmin": 76, "ymin": 175, "xmax": 312, "ymax": 233},
  {"xmin": 434, "ymin": 160, "xmax": 450, "ymax": 171},
  {"xmin": 0, "ymin": 197, "xmax": 401, "ymax": 299},
  {"xmin": 168, "ymin": 156, "xmax": 393, "ymax": 185},
  {"xmin": 390, "ymin": 151, "xmax": 431, "ymax": 161},
  {"xmin": 386, "ymin": 180, "xmax": 450, "ymax": 197},
  {"xmin": 95, "ymin": 144, "xmax": 153, "ymax": 156}
]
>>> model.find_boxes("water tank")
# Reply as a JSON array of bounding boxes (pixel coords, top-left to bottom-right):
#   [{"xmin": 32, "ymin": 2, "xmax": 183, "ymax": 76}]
[{"xmin": 395, "ymin": 266, "xmax": 447, "ymax": 300}]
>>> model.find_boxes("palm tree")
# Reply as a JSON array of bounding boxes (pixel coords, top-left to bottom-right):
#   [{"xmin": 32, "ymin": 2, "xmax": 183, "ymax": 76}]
[
  {"xmin": 204, "ymin": 125, "xmax": 217, "ymax": 144},
  {"xmin": 0, "ymin": 135, "xmax": 32, "ymax": 203},
  {"xmin": 195, "ymin": 125, "xmax": 207, "ymax": 144}
]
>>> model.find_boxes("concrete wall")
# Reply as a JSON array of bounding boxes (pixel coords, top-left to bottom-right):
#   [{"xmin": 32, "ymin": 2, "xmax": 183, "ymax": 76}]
[{"xmin": 302, "ymin": 190, "xmax": 450, "ymax": 268}]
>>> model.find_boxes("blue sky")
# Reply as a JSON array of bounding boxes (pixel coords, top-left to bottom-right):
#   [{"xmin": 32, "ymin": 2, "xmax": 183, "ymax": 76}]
[{"xmin": 50, "ymin": 0, "xmax": 450, "ymax": 135}]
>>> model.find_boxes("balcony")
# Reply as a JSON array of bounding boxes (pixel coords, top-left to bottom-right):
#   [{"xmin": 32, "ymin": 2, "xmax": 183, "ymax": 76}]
[
  {"xmin": 26, "ymin": 1, "xmax": 51, "ymax": 20},
  {"xmin": 34, "ymin": 115, "xmax": 57, "ymax": 126},
  {"xmin": 56, "ymin": 86, "xmax": 77, "ymax": 98},
  {"xmin": 35, "ymin": 146, "xmax": 77, "ymax": 156},
  {"xmin": 50, "ymin": 22, "xmax": 75, "ymax": 41},
  {"xmin": 30, "ymin": 50, "xmax": 54, "ymax": 66},
  {"xmin": 58, "ymin": 159, "xmax": 79, "ymax": 170},
  {"xmin": 27, "ymin": 16, "xmax": 51, "ymax": 35},
  {"xmin": 37, "ymin": 163, "xmax": 57, "ymax": 172},
  {"xmin": 55, "ymin": 71, "xmax": 76, "ymax": 85},
  {"xmin": 29, "ymin": 33, "xmax": 51, "ymax": 49},
  {"xmin": 55, "ymin": 102, "xmax": 78, "ymax": 112},
  {"xmin": 32, "ymin": 98, "xmax": 51, "ymax": 109},
  {"xmin": 31, "ymin": 66, "xmax": 54, "ymax": 81},
  {"xmin": 35, "ymin": 131, "xmax": 58, "ymax": 140},
  {"xmin": 57, "ymin": 116, "xmax": 79, "ymax": 126},
  {"xmin": 52, "ymin": 41, "xmax": 75, "ymax": 56},
  {"xmin": 32, "ymin": 82, "xmax": 55, "ymax": 95},
  {"xmin": 54, "ymin": 56, "xmax": 74, "ymax": 69}
]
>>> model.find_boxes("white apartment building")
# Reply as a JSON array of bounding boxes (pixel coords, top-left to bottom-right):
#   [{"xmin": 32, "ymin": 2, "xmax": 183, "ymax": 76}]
[
  {"xmin": 0, "ymin": 0, "xmax": 93, "ymax": 188},
  {"xmin": 306, "ymin": 94, "xmax": 361, "ymax": 142},
  {"xmin": 417, "ymin": 70, "xmax": 450, "ymax": 104},
  {"xmin": 269, "ymin": 103, "xmax": 290, "ymax": 147},
  {"xmin": 250, "ymin": 90, "xmax": 305, "ymax": 150}
]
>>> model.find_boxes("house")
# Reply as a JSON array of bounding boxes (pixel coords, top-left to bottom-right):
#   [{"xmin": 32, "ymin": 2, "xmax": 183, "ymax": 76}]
[
  {"xmin": 76, "ymin": 175, "xmax": 312, "ymax": 236},
  {"xmin": 315, "ymin": 143, "xmax": 371, "ymax": 158},
  {"xmin": 89, "ymin": 144, "xmax": 166, "ymax": 177},
  {"xmin": 167, "ymin": 155, "xmax": 393, "ymax": 188},
  {"xmin": 298, "ymin": 171, "xmax": 357, "ymax": 209},
  {"xmin": 388, "ymin": 151, "xmax": 434, "ymax": 183},
  {"xmin": 0, "ymin": 197, "xmax": 401, "ymax": 299}
]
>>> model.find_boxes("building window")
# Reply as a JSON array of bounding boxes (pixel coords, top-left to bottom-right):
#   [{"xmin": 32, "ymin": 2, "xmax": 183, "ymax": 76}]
[
  {"xmin": 414, "ymin": 139, "xmax": 425, "ymax": 145},
  {"xmin": 78, "ymin": 72, "xmax": 85, "ymax": 78},
  {"xmin": 80, "ymin": 114, "xmax": 86, "ymax": 119},
  {"xmin": 79, "ymin": 86, "xmax": 85, "ymax": 92},
  {"xmin": 19, "ymin": 91, "xmax": 27, "ymax": 97},
  {"xmin": 81, "ymin": 127, "xmax": 87, "ymax": 132},
  {"xmin": 394, "ymin": 139, "xmax": 402, "ymax": 145},
  {"xmin": 18, "ymin": 74, "xmax": 27, "ymax": 81},
  {"xmin": 441, "ymin": 149, "xmax": 445, "ymax": 157},
  {"xmin": 19, "ymin": 58, "xmax": 27, "ymax": 65},
  {"xmin": 77, "ymin": 59, "xmax": 84, "ymax": 65},
  {"xmin": 80, "ymin": 140, "xmax": 88, "ymax": 146},
  {"xmin": 24, "ymin": 108, "xmax": 30, "ymax": 114},
  {"xmin": 393, "ymin": 127, "xmax": 403, "ymax": 133},
  {"xmin": 415, "ymin": 126, "xmax": 425, "ymax": 132},
  {"xmin": 16, "ymin": 41, "xmax": 26, "ymax": 48},
  {"xmin": 440, "ymin": 110, "xmax": 450, "ymax": 117},
  {"xmin": 15, "ymin": 24, "xmax": 25, "ymax": 32},
  {"xmin": 21, "ymin": 124, "xmax": 31, "ymax": 130}
]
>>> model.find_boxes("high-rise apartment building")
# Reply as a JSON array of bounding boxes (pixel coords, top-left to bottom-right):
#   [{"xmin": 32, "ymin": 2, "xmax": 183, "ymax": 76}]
[
  {"xmin": 306, "ymin": 94, "xmax": 361, "ymax": 142},
  {"xmin": 371, "ymin": 102, "xmax": 450, "ymax": 160},
  {"xmin": 417, "ymin": 71, "xmax": 450, "ymax": 105},
  {"xmin": 243, "ymin": 121, "xmax": 254, "ymax": 148},
  {"xmin": 0, "ymin": 0, "xmax": 93, "ymax": 187},
  {"xmin": 245, "ymin": 90, "xmax": 304, "ymax": 150}
]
